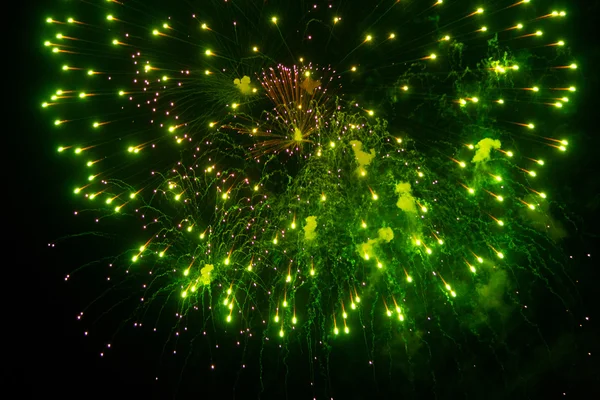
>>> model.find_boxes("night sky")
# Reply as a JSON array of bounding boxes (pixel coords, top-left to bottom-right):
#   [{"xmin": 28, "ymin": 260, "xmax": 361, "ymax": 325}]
[{"xmin": 13, "ymin": 0, "xmax": 600, "ymax": 399}]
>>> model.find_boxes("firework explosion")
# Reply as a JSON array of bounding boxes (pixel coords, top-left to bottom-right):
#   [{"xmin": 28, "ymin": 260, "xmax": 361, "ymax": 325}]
[{"xmin": 43, "ymin": 0, "xmax": 580, "ymax": 396}]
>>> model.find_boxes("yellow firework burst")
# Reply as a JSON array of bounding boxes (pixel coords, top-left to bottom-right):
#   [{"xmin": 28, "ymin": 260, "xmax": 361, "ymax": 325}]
[{"xmin": 233, "ymin": 63, "xmax": 340, "ymax": 157}]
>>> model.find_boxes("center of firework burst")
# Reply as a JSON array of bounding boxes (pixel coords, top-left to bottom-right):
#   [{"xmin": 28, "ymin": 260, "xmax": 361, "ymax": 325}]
[
  {"xmin": 293, "ymin": 126, "xmax": 304, "ymax": 142},
  {"xmin": 232, "ymin": 64, "xmax": 339, "ymax": 157},
  {"xmin": 300, "ymin": 75, "xmax": 321, "ymax": 93}
]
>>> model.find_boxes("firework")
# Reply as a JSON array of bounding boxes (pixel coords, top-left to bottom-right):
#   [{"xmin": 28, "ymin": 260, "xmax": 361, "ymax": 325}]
[
  {"xmin": 43, "ymin": 0, "xmax": 580, "ymax": 395},
  {"xmin": 223, "ymin": 63, "xmax": 340, "ymax": 158}
]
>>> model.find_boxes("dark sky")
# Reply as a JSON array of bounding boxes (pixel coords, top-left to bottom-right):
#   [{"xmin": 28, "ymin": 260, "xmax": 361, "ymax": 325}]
[{"xmin": 14, "ymin": 0, "xmax": 600, "ymax": 399}]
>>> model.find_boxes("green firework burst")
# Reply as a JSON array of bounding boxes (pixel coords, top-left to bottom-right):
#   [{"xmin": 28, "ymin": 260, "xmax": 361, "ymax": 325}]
[{"xmin": 42, "ymin": 0, "xmax": 582, "ymax": 395}]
